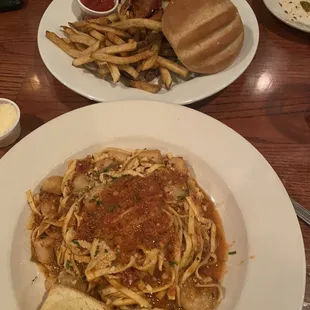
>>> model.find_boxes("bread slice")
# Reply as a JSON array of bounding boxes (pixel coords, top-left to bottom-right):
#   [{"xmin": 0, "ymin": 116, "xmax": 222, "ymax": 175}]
[
  {"xmin": 162, "ymin": 0, "xmax": 244, "ymax": 74},
  {"xmin": 41, "ymin": 285, "xmax": 109, "ymax": 310}
]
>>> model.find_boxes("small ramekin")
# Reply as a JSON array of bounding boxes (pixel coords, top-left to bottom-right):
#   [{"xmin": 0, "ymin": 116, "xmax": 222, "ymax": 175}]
[
  {"xmin": 77, "ymin": 0, "xmax": 119, "ymax": 18},
  {"xmin": 0, "ymin": 98, "xmax": 21, "ymax": 148}
]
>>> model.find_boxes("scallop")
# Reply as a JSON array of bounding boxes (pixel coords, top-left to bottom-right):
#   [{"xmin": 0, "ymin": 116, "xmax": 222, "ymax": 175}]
[
  {"xmin": 33, "ymin": 237, "xmax": 55, "ymax": 265},
  {"xmin": 138, "ymin": 150, "xmax": 163, "ymax": 163},
  {"xmin": 168, "ymin": 157, "xmax": 188, "ymax": 174},
  {"xmin": 181, "ymin": 278, "xmax": 218, "ymax": 310},
  {"xmin": 41, "ymin": 176, "xmax": 63, "ymax": 195}
]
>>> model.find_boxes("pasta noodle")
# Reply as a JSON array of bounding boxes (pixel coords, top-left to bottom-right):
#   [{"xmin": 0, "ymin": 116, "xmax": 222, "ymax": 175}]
[{"xmin": 27, "ymin": 148, "xmax": 227, "ymax": 310}]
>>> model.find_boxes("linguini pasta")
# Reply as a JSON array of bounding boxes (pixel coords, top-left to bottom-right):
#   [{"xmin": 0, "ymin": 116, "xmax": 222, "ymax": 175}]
[{"xmin": 27, "ymin": 148, "xmax": 227, "ymax": 310}]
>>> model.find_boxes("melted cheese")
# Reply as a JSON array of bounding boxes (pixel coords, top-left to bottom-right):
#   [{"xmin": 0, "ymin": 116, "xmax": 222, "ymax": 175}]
[{"xmin": 0, "ymin": 103, "xmax": 18, "ymax": 135}]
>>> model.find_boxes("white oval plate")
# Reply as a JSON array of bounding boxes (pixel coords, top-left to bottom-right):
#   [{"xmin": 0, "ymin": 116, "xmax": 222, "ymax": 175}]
[
  {"xmin": 37, "ymin": 0, "xmax": 259, "ymax": 104},
  {"xmin": 0, "ymin": 101, "xmax": 305, "ymax": 309},
  {"xmin": 264, "ymin": 0, "xmax": 310, "ymax": 33}
]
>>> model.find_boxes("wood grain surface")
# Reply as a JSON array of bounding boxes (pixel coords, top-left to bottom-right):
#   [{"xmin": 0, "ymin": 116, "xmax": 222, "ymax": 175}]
[{"xmin": 0, "ymin": 0, "xmax": 310, "ymax": 306}]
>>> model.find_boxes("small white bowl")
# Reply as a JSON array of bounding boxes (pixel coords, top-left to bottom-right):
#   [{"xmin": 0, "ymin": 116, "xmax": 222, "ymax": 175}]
[
  {"xmin": 77, "ymin": 0, "xmax": 119, "ymax": 18},
  {"xmin": 0, "ymin": 98, "xmax": 21, "ymax": 148}
]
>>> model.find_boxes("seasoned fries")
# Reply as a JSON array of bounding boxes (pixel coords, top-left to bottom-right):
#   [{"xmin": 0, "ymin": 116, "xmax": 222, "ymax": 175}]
[
  {"xmin": 92, "ymin": 50, "xmax": 155, "ymax": 64},
  {"xmin": 69, "ymin": 34, "xmax": 97, "ymax": 46},
  {"xmin": 157, "ymin": 56, "xmax": 189, "ymax": 77},
  {"xmin": 111, "ymin": 19, "xmax": 162, "ymax": 31},
  {"xmin": 87, "ymin": 23, "xmax": 130, "ymax": 38},
  {"xmin": 45, "ymin": 2, "xmax": 194, "ymax": 93},
  {"xmin": 130, "ymin": 81, "xmax": 162, "ymax": 93},
  {"xmin": 160, "ymin": 67, "xmax": 172, "ymax": 90},
  {"xmin": 95, "ymin": 42, "xmax": 137, "ymax": 55},
  {"xmin": 107, "ymin": 63, "xmax": 121, "ymax": 83}
]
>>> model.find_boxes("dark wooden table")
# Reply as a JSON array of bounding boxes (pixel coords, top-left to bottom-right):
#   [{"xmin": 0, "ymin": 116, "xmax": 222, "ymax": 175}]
[{"xmin": 1, "ymin": 0, "xmax": 310, "ymax": 306}]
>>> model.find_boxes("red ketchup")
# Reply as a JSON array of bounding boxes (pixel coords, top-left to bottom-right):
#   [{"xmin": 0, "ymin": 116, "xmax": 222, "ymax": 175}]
[{"xmin": 81, "ymin": 0, "xmax": 115, "ymax": 12}]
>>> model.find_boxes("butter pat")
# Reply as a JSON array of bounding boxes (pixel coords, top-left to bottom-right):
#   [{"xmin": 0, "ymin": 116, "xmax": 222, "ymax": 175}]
[{"xmin": 0, "ymin": 103, "xmax": 18, "ymax": 135}]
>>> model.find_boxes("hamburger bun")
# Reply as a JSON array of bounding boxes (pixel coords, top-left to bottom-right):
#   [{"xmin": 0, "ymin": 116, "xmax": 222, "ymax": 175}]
[{"xmin": 162, "ymin": 0, "xmax": 244, "ymax": 74}]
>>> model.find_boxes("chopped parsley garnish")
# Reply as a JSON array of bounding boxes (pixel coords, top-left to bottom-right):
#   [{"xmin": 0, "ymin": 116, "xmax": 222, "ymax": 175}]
[
  {"xmin": 103, "ymin": 166, "xmax": 111, "ymax": 173},
  {"xmin": 90, "ymin": 195, "xmax": 102, "ymax": 206},
  {"xmin": 40, "ymin": 233, "xmax": 47, "ymax": 239},
  {"xmin": 66, "ymin": 260, "xmax": 70, "ymax": 269},
  {"xmin": 106, "ymin": 204, "xmax": 120, "ymax": 213},
  {"xmin": 111, "ymin": 176, "xmax": 118, "ymax": 180},
  {"xmin": 72, "ymin": 240, "xmax": 80, "ymax": 246},
  {"xmin": 169, "ymin": 261, "xmax": 178, "ymax": 266},
  {"xmin": 228, "ymin": 251, "xmax": 237, "ymax": 255}
]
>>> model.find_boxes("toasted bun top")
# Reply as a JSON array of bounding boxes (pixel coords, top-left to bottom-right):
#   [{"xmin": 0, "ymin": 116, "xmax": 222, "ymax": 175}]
[
  {"xmin": 41, "ymin": 285, "xmax": 109, "ymax": 310},
  {"xmin": 162, "ymin": 0, "xmax": 244, "ymax": 74}
]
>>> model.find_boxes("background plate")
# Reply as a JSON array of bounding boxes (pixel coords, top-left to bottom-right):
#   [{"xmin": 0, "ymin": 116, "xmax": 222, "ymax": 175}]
[
  {"xmin": 263, "ymin": 0, "xmax": 310, "ymax": 33},
  {"xmin": 38, "ymin": 0, "xmax": 259, "ymax": 104}
]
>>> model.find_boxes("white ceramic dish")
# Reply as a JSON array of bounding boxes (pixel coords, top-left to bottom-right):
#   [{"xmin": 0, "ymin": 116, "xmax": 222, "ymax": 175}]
[
  {"xmin": 264, "ymin": 0, "xmax": 310, "ymax": 33},
  {"xmin": 37, "ymin": 0, "xmax": 259, "ymax": 104},
  {"xmin": 77, "ymin": 0, "xmax": 119, "ymax": 18},
  {"xmin": 0, "ymin": 100, "xmax": 305, "ymax": 309},
  {"xmin": 0, "ymin": 98, "xmax": 21, "ymax": 148}
]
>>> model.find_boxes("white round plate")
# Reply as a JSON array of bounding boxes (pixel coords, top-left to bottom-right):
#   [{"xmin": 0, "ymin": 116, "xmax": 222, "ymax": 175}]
[
  {"xmin": 37, "ymin": 0, "xmax": 259, "ymax": 105},
  {"xmin": 0, "ymin": 101, "xmax": 305, "ymax": 310},
  {"xmin": 264, "ymin": 0, "xmax": 310, "ymax": 33}
]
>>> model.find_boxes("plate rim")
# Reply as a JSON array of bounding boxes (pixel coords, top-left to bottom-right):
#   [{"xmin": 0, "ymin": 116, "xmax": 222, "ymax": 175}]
[
  {"xmin": 37, "ymin": 0, "xmax": 259, "ymax": 105},
  {"xmin": 263, "ymin": 0, "xmax": 310, "ymax": 33},
  {"xmin": 0, "ymin": 100, "xmax": 305, "ymax": 310}
]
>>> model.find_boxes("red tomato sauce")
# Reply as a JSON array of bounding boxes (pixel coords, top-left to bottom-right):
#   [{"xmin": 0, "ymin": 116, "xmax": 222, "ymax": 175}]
[{"xmin": 81, "ymin": 0, "xmax": 115, "ymax": 12}]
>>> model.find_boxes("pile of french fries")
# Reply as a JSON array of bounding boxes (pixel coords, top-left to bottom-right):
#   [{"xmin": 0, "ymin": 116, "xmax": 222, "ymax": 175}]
[{"xmin": 46, "ymin": 5, "xmax": 190, "ymax": 93}]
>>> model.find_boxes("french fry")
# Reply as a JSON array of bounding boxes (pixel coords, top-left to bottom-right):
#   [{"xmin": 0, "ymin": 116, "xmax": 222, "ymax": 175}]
[
  {"xmin": 140, "ymin": 36, "xmax": 162, "ymax": 71},
  {"xmin": 130, "ymin": 80, "xmax": 162, "ymax": 93},
  {"xmin": 80, "ymin": 41, "xmax": 100, "ymax": 55},
  {"xmin": 160, "ymin": 67, "xmax": 172, "ymax": 90},
  {"xmin": 107, "ymin": 63, "xmax": 121, "ymax": 82},
  {"xmin": 95, "ymin": 42, "xmax": 137, "ymax": 55},
  {"xmin": 106, "ymin": 12, "xmax": 120, "ymax": 22},
  {"xmin": 88, "ymin": 16, "xmax": 110, "ymax": 25},
  {"xmin": 89, "ymin": 30, "xmax": 105, "ymax": 42},
  {"xmin": 61, "ymin": 26, "xmax": 76, "ymax": 36},
  {"xmin": 92, "ymin": 50, "xmax": 155, "ymax": 64},
  {"xmin": 69, "ymin": 34, "xmax": 97, "ymax": 46},
  {"xmin": 46, "ymin": 31, "xmax": 80, "ymax": 58},
  {"xmin": 71, "ymin": 17, "xmax": 109, "ymax": 29},
  {"xmin": 106, "ymin": 32, "xmax": 125, "ymax": 45},
  {"xmin": 106, "ymin": 33, "xmax": 127, "ymax": 56},
  {"xmin": 156, "ymin": 56, "xmax": 189, "ymax": 77},
  {"xmin": 72, "ymin": 55, "xmax": 94, "ymax": 66},
  {"xmin": 87, "ymin": 23, "xmax": 130, "ymax": 38},
  {"xmin": 63, "ymin": 37, "xmax": 72, "ymax": 45},
  {"xmin": 111, "ymin": 19, "xmax": 162, "ymax": 31},
  {"xmin": 105, "ymin": 40, "xmax": 114, "ymax": 47},
  {"xmin": 118, "ymin": 64, "xmax": 139, "ymax": 79},
  {"xmin": 72, "ymin": 41, "xmax": 100, "ymax": 66}
]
